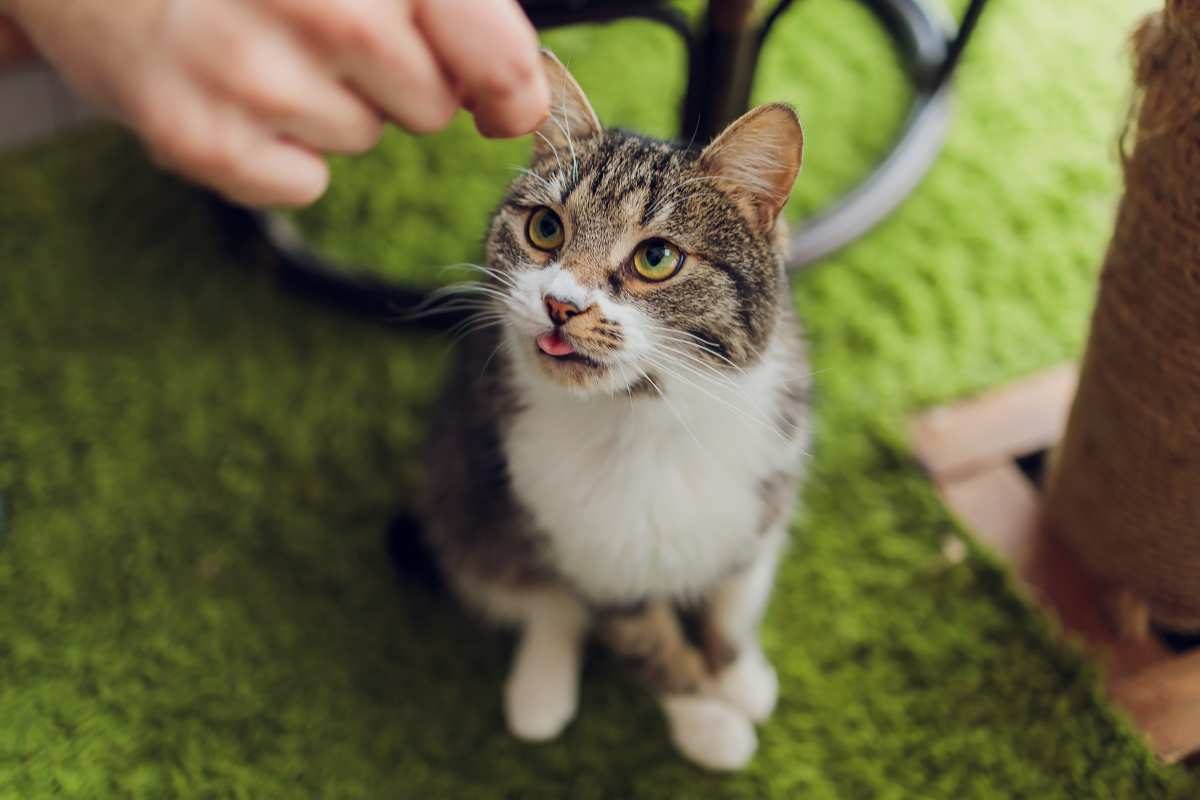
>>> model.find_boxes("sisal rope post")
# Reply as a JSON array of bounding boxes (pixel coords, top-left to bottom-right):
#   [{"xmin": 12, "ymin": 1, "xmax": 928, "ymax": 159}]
[{"xmin": 1046, "ymin": 0, "xmax": 1200, "ymax": 633}]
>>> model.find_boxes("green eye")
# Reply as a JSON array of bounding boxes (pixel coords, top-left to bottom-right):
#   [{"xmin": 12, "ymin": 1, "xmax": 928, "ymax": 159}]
[
  {"xmin": 632, "ymin": 239, "xmax": 684, "ymax": 281},
  {"xmin": 527, "ymin": 207, "xmax": 564, "ymax": 251}
]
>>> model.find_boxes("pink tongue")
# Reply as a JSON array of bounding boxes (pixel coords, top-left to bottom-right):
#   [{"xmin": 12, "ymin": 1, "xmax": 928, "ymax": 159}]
[{"xmin": 536, "ymin": 332, "xmax": 575, "ymax": 357}]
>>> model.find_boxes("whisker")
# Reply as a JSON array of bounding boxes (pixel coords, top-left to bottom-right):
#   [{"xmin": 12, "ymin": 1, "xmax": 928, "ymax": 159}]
[
  {"xmin": 445, "ymin": 312, "xmax": 507, "ymax": 336},
  {"xmin": 646, "ymin": 325, "xmax": 750, "ymax": 375},
  {"xmin": 428, "ymin": 280, "xmax": 514, "ymax": 298},
  {"xmin": 425, "ymin": 284, "xmax": 521, "ymax": 314},
  {"xmin": 651, "ymin": 344, "xmax": 782, "ymax": 417},
  {"xmin": 645, "ymin": 346, "xmax": 753, "ymax": 406},
  {"xmin": 438, "ymin": 262, "xmax": 520, "ymax": 289},
  {"xmin": 533, "ymin": 131, "xmax": 565, "ymax": 178},
  {"xmin": 618, "ymin": 362, "xmax": 635, "ymax": 410},
  {"xmin": 510, "ymin": 166, "xmax": 556, "ymax": 196},
  {"xmin": 548, "ymin": 109, "xmax": 578, "ymax": 185},
  {"xmin": 655, "ymin": 343, "xmax": 748, "ymax": 394},
  {"xmin": 641, "ymin": 347, "xmax": 814, "ymax": 457},
  {"xmin": 447, "ymin": 318, "xmax": 505, "ymax": 347},
  {"xmin": 641, "ymin": 353, "xmax": 789, "ymax": 443},
  {"xmin": 390, "ymin": 295, "xmax": 505, "ymax": 325},
  {"xmin": 551, "ymin": 74, "xmax": 580, "ymax": 182},
  {"xmin": 641, "ymin": 371, "xmax": 710, "ymax": 457},
  {"xmin": 656, "ymin": 325, "xmax": 830, "ymax": 385},
  {"xmin": 478, "ymin": 338, "xmax": 509, "ymax": 379}
]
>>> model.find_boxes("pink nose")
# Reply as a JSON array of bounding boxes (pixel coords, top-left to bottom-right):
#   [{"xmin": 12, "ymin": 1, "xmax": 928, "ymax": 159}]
[{"xmin": 545, "ymin": 295, "xmax": 582, "ymax": 326}]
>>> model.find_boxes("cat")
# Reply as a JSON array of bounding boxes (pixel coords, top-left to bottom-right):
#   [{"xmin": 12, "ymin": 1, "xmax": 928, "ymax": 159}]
[{"xmin": 419, "ymin": 50, "xmax": 810, "ymax": 771}]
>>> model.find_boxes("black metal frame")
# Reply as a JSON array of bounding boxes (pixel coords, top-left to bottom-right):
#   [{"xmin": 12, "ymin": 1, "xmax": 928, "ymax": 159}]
[{"xmin": 239, "ymin": 0, "xmax": 988, "ymax": 327}]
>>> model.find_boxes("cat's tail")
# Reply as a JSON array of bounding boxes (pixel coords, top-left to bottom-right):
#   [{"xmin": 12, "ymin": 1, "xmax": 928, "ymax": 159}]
[{"xmin": 384, "ymin": 511, "xmax": 445, "ymax": 593}]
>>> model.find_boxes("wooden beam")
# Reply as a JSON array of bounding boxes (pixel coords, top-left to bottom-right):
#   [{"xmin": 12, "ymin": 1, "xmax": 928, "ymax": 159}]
[
  {"xmin": 911, "ymin": 364, "xmax": 1077, "ymax": 482},
  {"xmin": 910, "ymin": 363, "xmax": 1200, "ymax": 763}
]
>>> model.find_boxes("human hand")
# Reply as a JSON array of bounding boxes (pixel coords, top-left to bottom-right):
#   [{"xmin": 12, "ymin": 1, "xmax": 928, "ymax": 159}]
[
  {"xmin": 0, "ymin": 13, "xmax": 33, "ymax": 66},
  {"xmin": 4, "ymin": 0, "xmax": 549, "ymax": 206}
]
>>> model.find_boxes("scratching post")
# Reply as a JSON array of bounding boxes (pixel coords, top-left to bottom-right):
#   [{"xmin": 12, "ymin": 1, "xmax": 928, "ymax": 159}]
[
  {"xmin": 1046, "ymin": 0, "xmax": 1200, "ymax": 633},
  {"xmin": 910, "ymin": 0, "xmax": 1200, "ymax": 762}
]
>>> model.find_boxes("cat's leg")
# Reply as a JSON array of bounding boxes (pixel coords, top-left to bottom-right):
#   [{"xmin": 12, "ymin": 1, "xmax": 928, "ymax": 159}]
[
  {"xmin": 505, "ymin": 588, "xmax": 590, "ymax": 740},
  {"xmin": 599, "ymin": 601, "xmax": 757, "ymax": 771},
  {"xmin": 700, "ymin": 526, "xmax": 786, "ymax": 723},
  {"xmin": 462, "ymin": 579, "xmax": 590, "ymax": 741}
]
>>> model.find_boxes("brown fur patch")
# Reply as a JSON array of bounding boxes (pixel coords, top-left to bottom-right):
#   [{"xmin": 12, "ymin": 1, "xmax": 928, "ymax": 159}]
[
  {"xmin": 699, "ymin": 610, "xmax": 740, "ymax": 673},
  {"xmin": 599, "ymin": 601, "xmax": 708, "ymax": 695},
  {"xmin": 421, "ymin": 330, "xmax": 559, "ymax": 590},
  {"xmin": 493, "ymin": 127, "xmax": 791, "ymax": 374},
  {"xmin": 421, "ymin": 62, "xmax": 811, "ymax": 642}
]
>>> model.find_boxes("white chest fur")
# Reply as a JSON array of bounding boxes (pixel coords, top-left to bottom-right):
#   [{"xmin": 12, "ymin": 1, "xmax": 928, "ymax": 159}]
[{"xmin": 503, "ymin": 336, "xmax": 805, "ymax": 605}]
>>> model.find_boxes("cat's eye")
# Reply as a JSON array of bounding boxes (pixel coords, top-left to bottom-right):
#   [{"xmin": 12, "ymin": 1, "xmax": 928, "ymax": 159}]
[
  {"xmin": 632, "ymin": 239, "xmax": 685, "ymax": 282},
  {"xmin": 527, "ymin": 207, "xmax": 565, "ymax": 251}
]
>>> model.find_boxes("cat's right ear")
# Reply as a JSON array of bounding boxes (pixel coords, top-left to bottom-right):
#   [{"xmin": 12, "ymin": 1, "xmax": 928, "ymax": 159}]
[
  {"xmin": 532, "ymin": 50, "xmax": 602, "ymax": 162},
  {"xmin": 698, "ymin": 103, "xmax": 804, "ymax": 233}
]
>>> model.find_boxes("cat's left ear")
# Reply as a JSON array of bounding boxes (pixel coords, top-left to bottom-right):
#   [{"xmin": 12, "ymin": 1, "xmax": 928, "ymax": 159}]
[
  {"xmin": 532, "ymin": 49, "xmax": 602, "ymax": 162},
  {"xmin": 698, "ymin": 103, "xmax": 804, "ymax": 233}
]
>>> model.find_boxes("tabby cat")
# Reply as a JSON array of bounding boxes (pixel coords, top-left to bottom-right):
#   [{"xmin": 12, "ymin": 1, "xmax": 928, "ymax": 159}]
[{"xmin": 420, "ymin": 50, "xmax": 810, "ymax": 770}]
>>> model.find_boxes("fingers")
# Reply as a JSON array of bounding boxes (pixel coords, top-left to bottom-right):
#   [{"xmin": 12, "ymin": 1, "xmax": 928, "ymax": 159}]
[
  {"xmin": 33, "ymin": 0, "xmax": 550, "ymax": 209},
  {"xmin": 212, "ymin": 39, "xmax": 384, "ymax": 154},
  {"xmin": 269, "ymin": 0, "xmax": 459, "ymax": 134},
  {"xmin": 219, "ymin": 138, "xmax": 330, "ymax": 207},
  {"xmin": 334, "ymin": 8, "xmax": 459, "ymax": 134},
  {"xmin": 414, "ymin": 0, "xmax": 549, "ymax": 137},
  {"xmin": 173, "ymin": 1, "xmax": 383, "ymax": 154},
  {"xmin": 143, "ymin": 91, "xmax": 329, "ymax": 207}
]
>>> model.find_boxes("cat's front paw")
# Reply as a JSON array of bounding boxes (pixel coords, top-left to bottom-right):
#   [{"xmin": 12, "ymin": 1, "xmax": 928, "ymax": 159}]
[
  {"xmin": 504, "ymin": 664, "xmax": 578, "ymax": 741},
  {"xmin": 711, "ymin": 646, "xmax": 778, "ymax": 723},
  {"xmin": 661, "ymin": 695, "xmax": 757, "ymax": 771}
]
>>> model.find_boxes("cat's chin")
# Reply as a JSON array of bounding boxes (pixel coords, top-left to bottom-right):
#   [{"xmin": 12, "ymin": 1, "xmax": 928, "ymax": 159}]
[{"xmin": 532, "ymin": 347, "xmax": 611, "ymax": 394}]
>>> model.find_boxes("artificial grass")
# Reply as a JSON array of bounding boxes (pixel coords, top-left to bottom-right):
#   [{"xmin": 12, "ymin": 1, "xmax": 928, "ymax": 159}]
[{"xmin": 1, "ymin": 0, "xmax": 1195, "ymax": 797}]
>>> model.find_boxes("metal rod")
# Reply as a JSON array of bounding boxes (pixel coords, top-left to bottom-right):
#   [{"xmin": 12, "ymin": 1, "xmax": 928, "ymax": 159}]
[
  {"xmin": 787, "ymin": 84, "xmax": 951, "ymax": 268},
  {"xmin": 936, "ymin": 0, "xmax": 988, "ymax": 87},
  {"xmin": 758, "ymin": 0, "xmax": 798, "ymax": 45},
  {"xmin": 523, "ymin": 1, "xmax": 693, "ymax": 41}
]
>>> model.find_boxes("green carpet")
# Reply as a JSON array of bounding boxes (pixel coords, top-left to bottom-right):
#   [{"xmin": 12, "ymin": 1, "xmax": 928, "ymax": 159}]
[{"xmin": 2, "ymin": 0, "xmax": 1194, "ymax": 796}]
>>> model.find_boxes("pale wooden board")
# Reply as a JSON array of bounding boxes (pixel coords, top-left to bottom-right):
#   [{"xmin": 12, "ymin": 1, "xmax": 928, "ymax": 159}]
[
  {"xmin": 939, "ymin": 463, "xmax": 1040, "ymax": 571},
  {"xmin": 912, "ymin": 363, "xmax": 1200, "ymax": 764},
  {"xmin": 912, "ymin": 364, "xmax": 1078, "ymax": 481},
  {"xmin": 939, "ymin": 463, "xmax": 1168, "ymax": 681},
  {"xmin": 1112, "ymin": 651, "xmax": 1200, "ymax": 764}
]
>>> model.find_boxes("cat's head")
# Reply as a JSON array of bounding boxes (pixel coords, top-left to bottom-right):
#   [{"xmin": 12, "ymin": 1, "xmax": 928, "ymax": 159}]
[{"xmin": 484, "ymin": 50, "xmax": 803, "ymax": 397}]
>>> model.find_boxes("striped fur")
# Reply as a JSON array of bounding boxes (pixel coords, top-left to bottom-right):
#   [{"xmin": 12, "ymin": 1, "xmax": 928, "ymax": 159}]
[{"xmin": 418, "ymin": 51, "xmax": 810, "ymax": 771}]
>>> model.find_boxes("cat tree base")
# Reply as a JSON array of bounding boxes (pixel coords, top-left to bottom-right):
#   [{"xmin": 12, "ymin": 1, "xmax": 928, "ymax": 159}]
[{"xmin": 911, "ymin": 364, "xmax": 1200, "ymax": 764}]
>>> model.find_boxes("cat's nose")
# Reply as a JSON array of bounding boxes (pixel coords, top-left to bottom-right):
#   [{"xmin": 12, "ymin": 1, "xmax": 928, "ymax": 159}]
[{"xmin": 544, "ymin": 295, "xmax": 582, "ymax": 326}]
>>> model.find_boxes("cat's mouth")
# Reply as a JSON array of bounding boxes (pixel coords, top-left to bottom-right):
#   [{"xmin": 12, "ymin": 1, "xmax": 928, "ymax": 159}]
[{"xmin": 535, "ymin": 331, "xmax": 603, "ymax": 369}]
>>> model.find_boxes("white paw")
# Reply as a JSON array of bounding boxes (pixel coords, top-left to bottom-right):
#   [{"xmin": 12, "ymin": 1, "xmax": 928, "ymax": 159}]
[
  {"xmin": 504, "ymin": 639, "xmax": 579, "ymax": 741},
  {"xmin": 505, "ymin": 667, "xmax": 577, "ymax": 741},
  {"xmin": 661, "ymin": 695, "xmax": 757, "ymax": 771},
  {"xmin": 712, "ymin": 647, "xmax": 778, "ymax": 723}
]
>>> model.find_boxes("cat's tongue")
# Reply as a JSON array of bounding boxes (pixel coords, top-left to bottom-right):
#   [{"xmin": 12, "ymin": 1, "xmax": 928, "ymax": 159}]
[{"xmin": 536, "ymin": 332, "xmax": 575, "ymax": 357}]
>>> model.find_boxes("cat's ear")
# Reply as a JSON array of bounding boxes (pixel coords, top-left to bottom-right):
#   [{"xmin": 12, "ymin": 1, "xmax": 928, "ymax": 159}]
[
  {"xmin": 532, "ymin": 50, "xmax": 602, "ymax": 162},
  {"xmin": 698, "ymin": 103, "xmax": 804, "ymax": 232}
]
